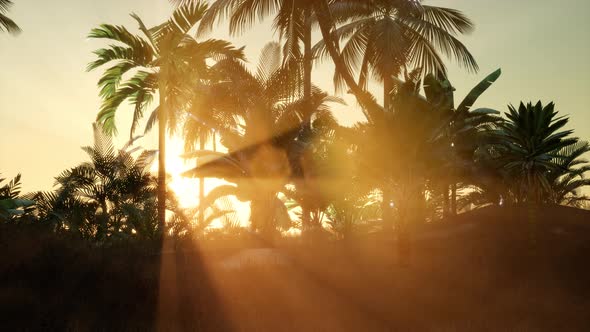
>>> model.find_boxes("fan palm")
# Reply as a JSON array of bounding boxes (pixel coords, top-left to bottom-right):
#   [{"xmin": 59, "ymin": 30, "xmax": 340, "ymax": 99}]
[
  {"xmin": 0, "ymin": 0, "xmax": 20, "ymax": 34},
  {"xmin": 314, "ymin": 0, "xmax": 477, "ymax": 113},
  {"xmin": 88, "ymin": 1, "xmax": 244, "ymax": 228}
]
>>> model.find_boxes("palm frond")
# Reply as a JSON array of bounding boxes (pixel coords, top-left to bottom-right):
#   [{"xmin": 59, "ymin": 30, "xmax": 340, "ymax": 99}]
[{"xmin": 0, "ymin": 0, "xmax": 20, "ymax": 35}]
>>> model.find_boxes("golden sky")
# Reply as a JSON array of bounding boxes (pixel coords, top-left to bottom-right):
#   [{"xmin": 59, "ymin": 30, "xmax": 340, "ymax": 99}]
[{"xmin": 1, "ymin": 0, "xmax": 589, "ymax": 194}]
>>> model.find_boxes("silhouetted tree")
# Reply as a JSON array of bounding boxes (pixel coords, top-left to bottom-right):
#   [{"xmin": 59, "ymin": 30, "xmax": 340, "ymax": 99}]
[
  {"xmin": 88, "ymin": 1, "xmax": 244, "ymax": 229},
  {"xmin": 314, "ymin": 0, "xmax": 477, "ymax": 112},
  {"xmin": 32, "ymin": 124, "xmax": 165, "ymax": 241},
  {"xmin": 546, "ymin": 141, "xmax": 590, "ymax": 206}
]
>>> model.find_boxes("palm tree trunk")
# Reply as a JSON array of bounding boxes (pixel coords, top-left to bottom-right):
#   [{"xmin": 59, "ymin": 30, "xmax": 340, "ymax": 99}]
[
  {"xmin": 451, "ymin": 181, "xmax": 457, "ymax": 216},
  {"xmin": 303, "ymin": 7, "xmax": 312, "ymax": 103},
  {"xmin": 313, "ymin": 0, "xmax": 382, "ymax": 122},
  {"xmin": 381, "ymin": 186, "xmax": 393, "ymax": 232},
  {"xmin": 383, "ymin": 72, "xmax": 393, "ymax": 113},
  {"xmin": 442, "ymin": 183, "xmax": 449, "ymax": 219},
  {"xmin": 199, "ymin": 133, "xmax": 206, "ymax": 225},
  {"xmin": 157, "ymin": 81, "xmax": 167, "ymax": 231},
  {"xmin": 301, "ymin": 6, "xmax": 312, "ymax": 234}
]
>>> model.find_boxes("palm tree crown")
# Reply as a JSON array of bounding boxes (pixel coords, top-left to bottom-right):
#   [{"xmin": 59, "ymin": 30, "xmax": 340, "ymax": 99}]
[{"xmin": 494, "ymin": 101, "xmax": 578, "ymax": 202}]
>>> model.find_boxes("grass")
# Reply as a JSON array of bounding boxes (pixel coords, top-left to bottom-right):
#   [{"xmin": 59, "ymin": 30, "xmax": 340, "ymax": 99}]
[{"xmin": 1, "ymin": 205, "xmax": 590, "ymax": 331}]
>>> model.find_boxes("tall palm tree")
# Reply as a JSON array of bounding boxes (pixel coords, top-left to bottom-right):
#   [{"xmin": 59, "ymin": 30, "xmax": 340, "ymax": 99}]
[
  {"xmin": 88, "ymin": 2, "xmax": 244, "ymax": 228},
  {"xmin": 314, "ymin": 0, "xmax": 477, "ymax": 112},
  {"xmin": 196, "ymin": 0, "xmax": 325, "ymax": 228},
  {"xmin": 0, "ymin": 0, "xmax": 20, "ymax": 34}
]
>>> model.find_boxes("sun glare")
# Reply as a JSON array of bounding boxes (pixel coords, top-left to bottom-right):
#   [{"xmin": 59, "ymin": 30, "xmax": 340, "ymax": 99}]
[{"xmin": 151, "ymin": 136, "xmax": 250, "ymax": 228}]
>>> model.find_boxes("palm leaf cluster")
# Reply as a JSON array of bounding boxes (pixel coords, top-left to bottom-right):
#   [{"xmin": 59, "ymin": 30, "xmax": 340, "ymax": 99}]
[
  {"xmin": 28, "ymin": 124, "xmax": 168, "ymax": 241},
  {"xmin": 0, "ymin": 174, "xmax": 34, "ymax": 222}
]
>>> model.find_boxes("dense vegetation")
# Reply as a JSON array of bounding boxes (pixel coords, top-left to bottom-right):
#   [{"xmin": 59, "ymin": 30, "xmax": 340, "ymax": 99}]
[
  {"xmin": 3, "ymin": 0, "xmax": 588, "ymax": 241},
  {"xmin": 1, "ymin": 0, "xmax": 589, "ymax": 330}
]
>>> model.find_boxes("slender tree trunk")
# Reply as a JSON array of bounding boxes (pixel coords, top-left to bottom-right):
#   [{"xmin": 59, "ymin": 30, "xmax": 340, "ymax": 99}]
[
  {"xmin": 158, "ymin": 80, "xmax": 167, "ymax": 231},
  {"xmin": 303, "ymin": 7, "xmax": 312, "ymax": 102},
  {"xmin": 313, "ymin": 0, "xmax": 382, "ymax": 122},
  {"xmin": 199, "ymin": 132, "xmax": 206, "ymax": 225},
  {"xmin": 442, "ymin": 183, "xmax": 449, "ymax": 219},
  {"xmin": 451, "ymin": 180, "xmax": 457, "ymax": 216},
  {"xmin": 381, "ymin": 186, "xmax": 393, "ymax": 232},
  {"xmin": 301, "ymin": 6, "xmax": 312, "ymax": 234},
  {"xmin": 383, "ymin": 72, "xmax": 393, "ymax": 113}
]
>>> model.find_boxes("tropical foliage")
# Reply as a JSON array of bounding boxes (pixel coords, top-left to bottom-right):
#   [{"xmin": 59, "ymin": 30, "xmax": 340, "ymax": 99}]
[
  {"xmin": 87, "ymin": 0, "xmax": 245, "ymax": 228},
  {"xmin": 0, "ymin": 174, "xmax": 34, "ymax": 222},
  {"xmin": 29, "ymin": 124, "xmax": 173, "ymax": 241},
  {"xmin": 182, "ymin": 41, "xmax": 342, "ymax": 238},
  {"xmin": 2, "ymin": 0, "xmax": 589, "ymax": 247}
]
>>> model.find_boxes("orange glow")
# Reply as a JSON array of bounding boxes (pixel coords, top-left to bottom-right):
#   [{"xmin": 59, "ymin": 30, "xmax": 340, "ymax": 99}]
[{"xmin": 152, "ymin": 136, "xmax": 250, "ymax": 228}]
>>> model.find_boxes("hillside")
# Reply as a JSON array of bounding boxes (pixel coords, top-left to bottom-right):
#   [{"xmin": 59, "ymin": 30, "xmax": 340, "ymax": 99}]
[{"xmin": 1, "ymin": 205, "xmax": 590, "ymax": 331}]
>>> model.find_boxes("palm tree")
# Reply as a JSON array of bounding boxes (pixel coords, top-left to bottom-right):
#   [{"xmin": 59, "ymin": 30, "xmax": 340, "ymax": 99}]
[
  {"xmin": 183, "ymin": 42, "xmax": 342, "ymax": 238},
  {"xmin": 544, "ymin": 141, "xmax": 590, "ymax": 206},
  {"xmin": 29, "ymin": 123, "xmax": 194, "ymax": 241},
  {"xmin": 314, "ymin": 0, "xmax": 477, "ymax": 112},
  {"xmin": 490, "ymin": 102, "xmax": 578, "ymax": 247},
  {"xmin": 493, "ymin": 102, "xmax": 578, "ymax": 203},
  {"xmin": 196, "ymin": 0, "xmax": 326, "ymax": 228},
  {"xmin": 35, "ymin": 123, "xmax": 160, "ymax": 240},
  {"xmin": 347, "ymin": 68, "xmax": 501, "ymax": 230},
  {"xmin": 88, "ymin": 2, "xmax": 244, "ymax": 228},
  {"xmin": 0, "ymin": 0, "xmax": 20, "ymax": 35},
  {"xmin": 459, "ymin": 143, "xmax": 590, "ymax": 211}
]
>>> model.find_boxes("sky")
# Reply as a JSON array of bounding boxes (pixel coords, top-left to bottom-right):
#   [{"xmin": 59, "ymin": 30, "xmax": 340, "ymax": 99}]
[{"xmin": 1, "ymin": 0, "xmax": 589, "ymax": 197}]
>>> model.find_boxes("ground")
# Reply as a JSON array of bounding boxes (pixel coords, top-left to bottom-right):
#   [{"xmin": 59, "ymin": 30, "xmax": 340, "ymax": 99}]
[{"xmin": 1, "ymin": 205, "xmax": 590, "ymax": 331}]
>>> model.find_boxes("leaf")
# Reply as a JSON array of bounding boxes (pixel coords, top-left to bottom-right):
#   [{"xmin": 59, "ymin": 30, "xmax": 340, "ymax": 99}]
[{"xmin": 456, "ymin": 68, "xmax": 501, "ymax": 113}]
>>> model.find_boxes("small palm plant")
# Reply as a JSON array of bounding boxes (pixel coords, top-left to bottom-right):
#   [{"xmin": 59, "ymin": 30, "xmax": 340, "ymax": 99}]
[
  {"xmin": 546, "ymin": 141, "xmax": 590, "ymax": 206},
  {"xmin": 32, "ymin": 123, "xmax": 165, "ymax": 241},
  {"xmin": 495, "ymin": 102, "xmax": 577, "ymax": 203},
  {"xmin": 493, "ymin": 101, "xmax": 578, "ymax": 246}
]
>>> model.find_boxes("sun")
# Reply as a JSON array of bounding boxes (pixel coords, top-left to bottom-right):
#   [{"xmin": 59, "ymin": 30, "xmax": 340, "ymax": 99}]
[{"xmin": 152, "ymin": 136, "xmax": 250, "ymax": 227}]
